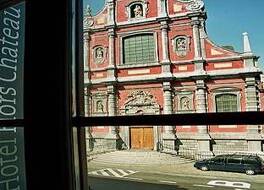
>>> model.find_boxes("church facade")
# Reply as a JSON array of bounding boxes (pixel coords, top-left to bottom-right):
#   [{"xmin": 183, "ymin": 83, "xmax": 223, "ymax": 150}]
[{"xmin": 83, "ymin": 0, "xmax": 264, "ymax": 156}]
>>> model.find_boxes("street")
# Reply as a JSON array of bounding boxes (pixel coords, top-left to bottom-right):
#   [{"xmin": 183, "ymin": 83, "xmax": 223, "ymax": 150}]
[
  {"xmin": 87, "ymin": 150, "xmax": 264, "ymax": 190},
  {"xmin": 88, "ymin": 175, "xmax": 240, "ymax": 190},
  {"xmin": 88, "ymin": 165, "xmax": 264, "ymax": 190}
]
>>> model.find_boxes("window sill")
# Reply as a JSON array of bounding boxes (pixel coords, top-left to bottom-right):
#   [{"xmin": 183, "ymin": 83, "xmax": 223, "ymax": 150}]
[{"xmin": 117, "ymin": 62, "xmax": 160, "ymax": 69}]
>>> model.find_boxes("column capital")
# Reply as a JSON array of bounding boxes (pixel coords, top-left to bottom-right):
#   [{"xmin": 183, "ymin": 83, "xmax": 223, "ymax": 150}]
[
  {"xmin": 107, "ymin": 85, "xmax": 116, "ymax": 94},
  {"xmin": 245, "ymin": 77, "xmax": 256, "ymax": 86},
  {"xmin": 160, "ymin": 21, "xmax": 168, "ymax": 30},
  {"xmin": 196, "ymin": 79, "xmax": 205, "ymax": 89},
  {"xmin": 84, "ymin": 32, "xmax": 90, "ymax": 41},
  {"xmin": 163, "ymin": 82, "xmax": 171, "ymax": 91},
  {"xmin": 108, "ymin": 28, "xmax": 115, "ymax": 37},
  {"xmin": 191, "ymin": 19, "xmax": 200, "ymax": 27},
  {"xmin": 107, "ymin": 0, "xmax": 114, "ymax": 5},
  {"xmin": 84, "ymin": 87, "xmax": 89, "ymax": 96}
]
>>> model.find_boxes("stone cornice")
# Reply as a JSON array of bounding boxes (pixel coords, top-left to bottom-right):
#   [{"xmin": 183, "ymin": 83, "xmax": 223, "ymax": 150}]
[
  {"xmin": 84, "ymin": 12, "xmax": 207, "ymax": 33},
  {"xmin": 87, "ymin": 68, "xmax": 262, "ymax": 86}
]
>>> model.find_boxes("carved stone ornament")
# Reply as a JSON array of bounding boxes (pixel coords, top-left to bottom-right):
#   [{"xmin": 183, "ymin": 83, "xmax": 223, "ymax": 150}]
[
  {"xmin": 93, "ymin": 46, "xmax": 105, "ymax": 64},
  {"xmin": 173, "ymin": 36, "xmax": 189, "ymax": 57},
  {"xmin": 120, "ymin": 90, "xmax": 160, "ymax": 115},
  {"xmin": 186, "ymin": 0, "xmax": 204, "ymax": 12},
  {"xmin": 177, "ymin": 0, "xmax": 193, "ymax": 3},
  {"xmin": 92, "ymin": 93, "xmax": 107, "ymax": 115},
  {"xmin": 83, "ymin": 17, "xmax": 94, "ymax": 28}
]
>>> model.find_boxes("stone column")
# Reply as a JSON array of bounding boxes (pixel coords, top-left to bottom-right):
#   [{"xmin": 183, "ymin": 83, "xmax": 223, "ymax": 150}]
[
  {"xmin": 195, "ymin": 80, "xmax": 211, "ymax": 157},
  {"xmin": 245, "ymin": 77, "xmax": 262, "ymax": 152},
  {"xmin": 191, "ymin": 18, "xmax": 205, "ymax": 73},
  {"xmin": 192, "ymin": 19, "xmax": 202, "ymax": 59},
  {"xmin": 84, "ymin": 87, "xmax": 92, "ymax": 152},
  {"xmin": 83, "ymin": 33, "xmax": 92, "ymax": 152},
  {"xmin": 107, "ymin": 28, "xmax": 116, "ymax": 82},
  {"xmin": 160, "ymin": 21, "xmax": 172, "ymax": 78},
  {"xmin": 105, "ymin": 85, "xmax": 118, "ymax": 149},
  {"xmin": 162, "ymin": 82, "xmax": 176, "ymax": 152},
  {"xmin": 83, "ymin": 32, "xmax": 91, "ymax": 84},
  {"xmin": 161, "ymin": 21, "xmax": 169, "ymax": 63}
]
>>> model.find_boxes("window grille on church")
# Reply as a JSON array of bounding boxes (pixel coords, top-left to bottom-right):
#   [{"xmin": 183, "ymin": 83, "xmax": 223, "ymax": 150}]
[
  {"xmin": 216, "ymin": 94, "xmax": 238, "ymax": 112},
  {"xmin": 123, "ymin": 34, "xmax": 155, "ymax": 65}
]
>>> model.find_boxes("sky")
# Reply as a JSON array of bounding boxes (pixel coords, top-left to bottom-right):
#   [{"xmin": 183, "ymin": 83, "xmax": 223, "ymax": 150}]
[{"xmin": 83, "ymin": 0, "xmax": 264, "ymax": 67}]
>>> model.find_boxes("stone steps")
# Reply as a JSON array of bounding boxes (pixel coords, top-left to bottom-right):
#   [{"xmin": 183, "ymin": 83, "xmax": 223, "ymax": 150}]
[{"xmin": 88, "ymin": 150, "xmax": 193, "ymax": 165}]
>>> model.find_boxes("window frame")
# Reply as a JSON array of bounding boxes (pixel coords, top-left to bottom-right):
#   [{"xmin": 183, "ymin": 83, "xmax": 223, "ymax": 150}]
[
  {"xmin": 123, "ymin": 34, "xmax": 155, "ymax": 65},
  {"xmin": 119, "ymin": 31, "xmax": 159, "ymax": 66},
  {"xmin": 215, "ymin": 93, "xmax": 239, "ymax": 112},
  {"xmin": 212, "ymin": 87, "xmax": 241, "ymax": 112},
  {"xmin": 1, "ymin": 1, "xmax": 264, "ymax": 190}
]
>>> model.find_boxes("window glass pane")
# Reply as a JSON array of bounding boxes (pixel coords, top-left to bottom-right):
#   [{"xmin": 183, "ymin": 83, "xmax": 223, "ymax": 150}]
[
  {"xmin": 0, "ymin": 2, "xmax": 26, "ymax": 190},
  {"xmin": 123, "ymin": 34, "xmax": 155, "ymax": 64},
  {"xmin": 216, "ymin": 94, "xmax": 238, "ymax": 112},
  {"xmin": 227, "ymin": 158, "xmax": 242, "ymax": 164}
]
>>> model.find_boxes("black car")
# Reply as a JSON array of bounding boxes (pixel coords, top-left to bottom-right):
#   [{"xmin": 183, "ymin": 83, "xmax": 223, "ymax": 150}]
[{"xmin": 194, "ymin": 154, "xmax": 264, "ymax": 175}]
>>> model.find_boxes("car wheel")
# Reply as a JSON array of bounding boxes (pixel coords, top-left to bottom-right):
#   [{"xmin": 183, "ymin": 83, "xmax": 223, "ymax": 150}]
[
  {"xmin": 245, "ymin": 169, "xmax": 255, "ymax": 175},
  {"xmin": 201, "ymin": 166, "xmax": 209, "ymax": 171}
]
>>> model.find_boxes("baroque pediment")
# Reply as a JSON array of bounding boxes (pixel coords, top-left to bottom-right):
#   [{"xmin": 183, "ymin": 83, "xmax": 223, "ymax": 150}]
[{"xmin": 121, "ymin": 90, "xmax": 160, "ymax": 115}]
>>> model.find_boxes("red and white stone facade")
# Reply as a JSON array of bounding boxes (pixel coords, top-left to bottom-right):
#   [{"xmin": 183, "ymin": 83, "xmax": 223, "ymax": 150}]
[{"xmin": 84, "ymin": 0, "xmax": 264, "ymax": 155}]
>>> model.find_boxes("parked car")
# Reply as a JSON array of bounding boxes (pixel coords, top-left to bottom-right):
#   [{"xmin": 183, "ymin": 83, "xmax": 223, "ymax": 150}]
[{"xmin": 194, "ymin": 154, "xmax": 264, "ymax": 175}]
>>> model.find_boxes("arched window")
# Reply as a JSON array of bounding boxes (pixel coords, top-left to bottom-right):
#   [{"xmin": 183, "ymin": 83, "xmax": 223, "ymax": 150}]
[
  {"xmin": 123, "ymin": 34, "xmax": 155, "ymax": 65},
  {"xmin": 215, "ymin": 94, "xmax": 238, "ymax": 112}
]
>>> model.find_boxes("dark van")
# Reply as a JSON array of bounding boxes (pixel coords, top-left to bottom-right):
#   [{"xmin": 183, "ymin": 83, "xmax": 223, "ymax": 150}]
[{"xmin": 194, "ymin": 154, "xmax": 264, "ymax": 175}]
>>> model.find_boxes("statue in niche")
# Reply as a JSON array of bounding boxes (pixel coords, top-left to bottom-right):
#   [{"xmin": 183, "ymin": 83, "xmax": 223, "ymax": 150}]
[
  {"xmin": 180, "ymin": 96, "xmax": 191, "ymax": 110},
  {"xmin": 96, "ymin": 100, "xmax": 104, "ymax": 112},
  {"xmin": 95, "ymin": 47, "xmax": 103, "ymax": 59},
  {"xmin": 133, "ymin": 5, "xmax": 143, "ymax": 18}
]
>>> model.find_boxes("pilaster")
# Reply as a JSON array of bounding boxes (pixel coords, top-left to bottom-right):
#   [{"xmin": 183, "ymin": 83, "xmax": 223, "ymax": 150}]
[
  {"xmin": 106, "ymin": 28, "xmax": 117, "ymax": 83},
  {"xmin": 245, "ymin": 77, "xmax": 259, "ymax": 112},
  {"xmin": 245, "ymin": 77, "xmax": 262, "ymax": 151},
  {"xmin": 195, "ymin": 80, "xmax": 211, "ymax": 156},
  {"xmin": 84, "ymin": 87, "xmax": 92, "ymax": 151},
  {"xmin": 191, "ymin": 18, "xmax": 205, "ymax": 73},
  {"xmin": 105, "ymin": 85, "xmax": 118, "ymax": 147},
  {"xmin": 160, "ymin": 21, "xmax": 172, "ymax": 78},
  {"xmin": 162, "ymin": 82, "xmax": 176, "ymax": 151},
  {"xmin": 84, "ymin": 32, "xmax": 91, "ymax": 84}
]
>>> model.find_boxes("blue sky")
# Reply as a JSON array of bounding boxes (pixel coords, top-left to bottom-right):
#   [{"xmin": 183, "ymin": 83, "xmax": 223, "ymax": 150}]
[{"xmin": 84, "ymin": 0, "xmax": 264, "ymax": 67}]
